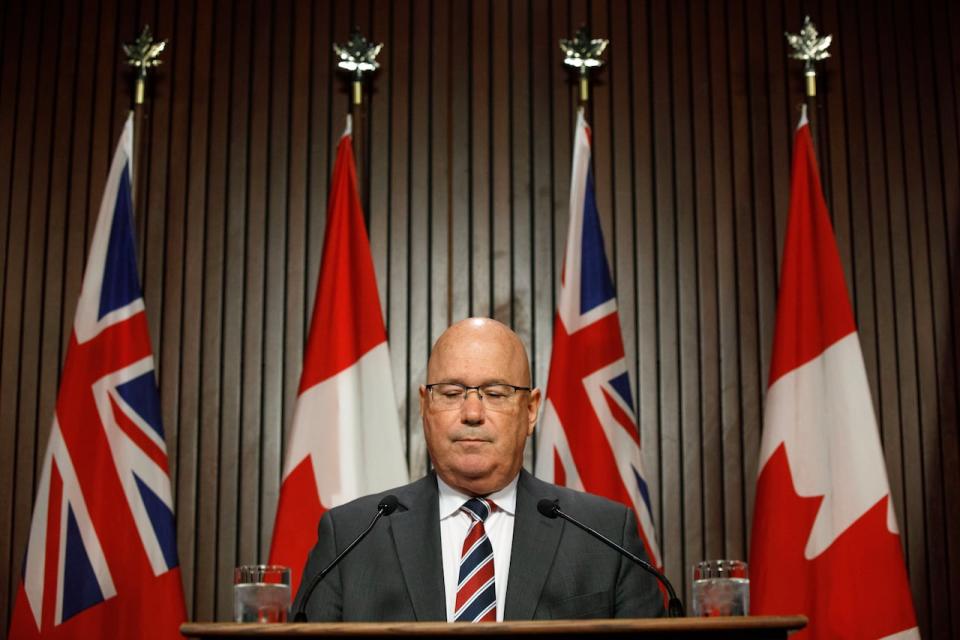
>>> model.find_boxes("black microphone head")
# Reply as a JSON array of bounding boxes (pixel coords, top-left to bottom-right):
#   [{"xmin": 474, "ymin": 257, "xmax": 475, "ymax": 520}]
[
  {"xmin": 537, "ymin": 498, "xmax": 560, "ymax": 519},
  {"xmin": 378, "ymin": 494, "xmax": 399, "ymax": 515}
]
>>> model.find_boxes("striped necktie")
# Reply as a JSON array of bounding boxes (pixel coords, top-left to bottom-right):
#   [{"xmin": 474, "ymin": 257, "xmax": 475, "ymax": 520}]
[{"xmin": 454, "ymin": 498, "xmax": 497, "ymax": 622}]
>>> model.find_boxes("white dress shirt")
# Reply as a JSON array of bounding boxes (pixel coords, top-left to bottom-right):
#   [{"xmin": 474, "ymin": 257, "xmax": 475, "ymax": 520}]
[{"xmin": 437, "ymin": 474, "xmax": 518, "ymax": 622}]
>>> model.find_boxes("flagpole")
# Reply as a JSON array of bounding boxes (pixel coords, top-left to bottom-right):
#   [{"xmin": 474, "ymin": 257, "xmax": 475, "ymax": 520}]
[
  {"xmin": 334, "ymin": 28, "xmax": 382, "ymax": 222},
  {"xmin": 352, "ymin": 84, "xmax": 366, "ymax": 217},
  {"xmin": 124, "ymin": 25, "xmax": 167, "ymax": 217}
]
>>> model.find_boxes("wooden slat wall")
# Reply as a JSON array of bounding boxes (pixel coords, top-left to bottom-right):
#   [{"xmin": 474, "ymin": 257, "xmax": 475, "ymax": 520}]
[{"xmin": 1, "ymin": 0, "xmax": 958, "ymax": 635}]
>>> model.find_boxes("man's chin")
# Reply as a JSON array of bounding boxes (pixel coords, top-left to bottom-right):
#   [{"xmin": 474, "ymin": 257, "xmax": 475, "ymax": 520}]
[
  {"xmin": 451, "ymin": 458, "xmax": 495, "ymax": 479},
  {"xmin": 444, "ymin": 464, "xmax": 513, "ymax": 495}
]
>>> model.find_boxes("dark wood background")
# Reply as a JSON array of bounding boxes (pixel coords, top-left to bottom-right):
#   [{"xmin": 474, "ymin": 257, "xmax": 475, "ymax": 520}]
[{"xmin": 1, "ymin": 0, "xmax": 958, "ymax": 635}]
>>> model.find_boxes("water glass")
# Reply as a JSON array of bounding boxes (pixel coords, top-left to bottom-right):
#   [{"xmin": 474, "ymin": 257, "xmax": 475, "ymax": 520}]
[
  {"xmin": 233, "ymin": 565, "xmax": 291, "ymax": 623},
  {"xmin": 691, "ymin": 559, "xmax": 749, "ymax": 616}
]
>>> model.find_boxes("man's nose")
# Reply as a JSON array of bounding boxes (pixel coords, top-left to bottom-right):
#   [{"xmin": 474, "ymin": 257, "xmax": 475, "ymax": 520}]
[{"xmin": 460, "ymin": 389, "xmax": 485, "ymax": 424}]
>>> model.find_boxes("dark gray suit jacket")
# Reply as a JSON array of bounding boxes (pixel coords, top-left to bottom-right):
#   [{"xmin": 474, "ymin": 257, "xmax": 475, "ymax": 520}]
[{"xmin": 292, "ymin": 470, "xmax": 664, "ymax": 621}]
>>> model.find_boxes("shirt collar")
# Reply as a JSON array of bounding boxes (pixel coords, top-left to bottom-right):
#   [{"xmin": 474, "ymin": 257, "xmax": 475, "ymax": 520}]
[{"xmin": 437, "ymin": 473, "xmax": 519, "ymax": 520}]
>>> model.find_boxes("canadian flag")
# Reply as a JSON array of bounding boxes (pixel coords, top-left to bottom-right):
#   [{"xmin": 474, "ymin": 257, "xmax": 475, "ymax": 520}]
[
  {"xmin": 749, "ymin": 108, "xmax": 919, "ymax": 638},
  {"xmin": 268, "ymin": 116, "xmax": 408, "ymax": 594}
]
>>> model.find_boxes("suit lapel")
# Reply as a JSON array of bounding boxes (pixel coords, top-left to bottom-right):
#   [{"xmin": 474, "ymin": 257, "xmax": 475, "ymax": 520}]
[
  {"xmin": 390, "ymin": 474, "xmax": 447, "ymax": 621},
  {"xmin": 503, "ymin": 470, "xmax": 564, "ymax": 620}
]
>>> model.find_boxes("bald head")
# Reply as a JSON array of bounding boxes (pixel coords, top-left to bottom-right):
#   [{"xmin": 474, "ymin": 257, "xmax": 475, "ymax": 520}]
[
  {"xmin": 419, "ymin": 317, "xmax": 541, "ymax": 496},
  {"xmin": 427, "ymin": 318, "xmax": 531, "ymax": 387}
]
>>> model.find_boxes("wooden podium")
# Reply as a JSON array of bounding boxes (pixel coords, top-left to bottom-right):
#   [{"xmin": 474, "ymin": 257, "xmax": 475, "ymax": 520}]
[{"xmin": 182, "ymin": 616, "xmax": 806, "ymax": 639}]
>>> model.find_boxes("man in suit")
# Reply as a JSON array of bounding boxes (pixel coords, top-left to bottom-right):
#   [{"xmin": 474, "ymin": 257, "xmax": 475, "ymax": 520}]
[{"xmin": 293, "ymin": 317, "xmax": 664, "ymax": 621}]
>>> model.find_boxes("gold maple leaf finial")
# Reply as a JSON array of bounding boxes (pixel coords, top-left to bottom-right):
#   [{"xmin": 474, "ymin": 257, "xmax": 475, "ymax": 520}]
[
  {"xmin": 560, "ymin": 26, "xmax": 609, "ymax": 105},
  {"xmin": 124, "ymin": 25, "xmax": 167, "ymax": 72},
  {"xmin": 559, "ymin": 26, "xmax": 609, "ymax": 70},
  {"xmin": 333, "ymin": 28, "xmax": 383, "ymax": 78},
  {"xmin": 785, "ymin": 16, "xmax": 832, "ymax": 64},
  {"xmin": 785, "ymin": 16, "xmax": 832, "ymax": 97},
  {"xmin": 124, "ymin": 25, "xmax": 167, "ymax": 105}
]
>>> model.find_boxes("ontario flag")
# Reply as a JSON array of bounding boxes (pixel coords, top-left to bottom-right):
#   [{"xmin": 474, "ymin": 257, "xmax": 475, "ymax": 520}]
[
  {"xmin": 7, "ymin": 115, "xmax": 186, "ymax": 639},
  {"xmin": 268, "ymin": 115, "xmax": 408, "ymax": 593},
  {"xmin": 534, "ymin": 110, "xmax": 661, "ymax": 568},
  {"xmin": 749, "ymin": 108, "xmax": 918, "ymax": 638}
]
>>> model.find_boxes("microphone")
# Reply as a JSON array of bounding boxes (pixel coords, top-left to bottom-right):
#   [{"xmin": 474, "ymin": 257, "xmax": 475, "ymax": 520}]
[
  {"xmin": 293, "ymin": 494, "xmax": 399, "ymax": 622},
  {"xmin": 537, "ymin": 498, "xmax": 685, "ymax": 617}
]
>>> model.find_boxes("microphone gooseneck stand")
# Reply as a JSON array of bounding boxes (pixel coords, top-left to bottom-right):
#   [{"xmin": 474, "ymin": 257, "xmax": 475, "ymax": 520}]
[
  {"xmin": 537, "ymin": 498, "xmax": 686, "ymax": 617},
  {"xmin": 293, "ymin": 495, "xmax": 399, "ymax": 622}
]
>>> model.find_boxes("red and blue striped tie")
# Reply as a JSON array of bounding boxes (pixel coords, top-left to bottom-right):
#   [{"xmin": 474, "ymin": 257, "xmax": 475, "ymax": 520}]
[{"xmin": 454, "ymin": 498, "xmax": 497, "ymax": 622}]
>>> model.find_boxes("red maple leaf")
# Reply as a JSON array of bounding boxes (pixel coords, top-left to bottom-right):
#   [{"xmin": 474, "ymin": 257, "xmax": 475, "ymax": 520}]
[{"xmin": 750, "ymin": 445, "xmax": 917, "ymax": 639}]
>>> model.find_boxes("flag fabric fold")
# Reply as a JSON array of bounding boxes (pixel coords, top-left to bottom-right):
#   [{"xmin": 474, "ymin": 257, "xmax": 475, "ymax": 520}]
[
  {"xmin": 8, "ymin": 114, "xmax": 186, "ymax": 639},
  {"xmin": 749, "ymin": 107, "xmax": 919, "ymax": 639},
  {"xmin": 269, "ymin": 115, "xmax": 408, "ymax": 594},
  {"xmin": 534, "ymin": 109, "xmax": 661, "ymax": 569}
]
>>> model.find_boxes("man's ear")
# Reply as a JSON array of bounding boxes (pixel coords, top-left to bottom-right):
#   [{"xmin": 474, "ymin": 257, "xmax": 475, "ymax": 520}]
[
  {"xmin": 526, "ymin": 388, "xmax": 542, "ymax": 436},
  {"xmin": 418, "ymin": 384, "xmax": 427, "ymax": 417}
]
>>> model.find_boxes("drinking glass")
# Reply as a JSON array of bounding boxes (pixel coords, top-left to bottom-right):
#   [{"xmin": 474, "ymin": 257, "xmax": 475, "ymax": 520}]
[
  {"xmin": 233, "ymin": 565, "xmax": 290, "ymax": 623},
  {"xmin": 691, "ymin": 559, "xmax": 749, "ymax": 616}
]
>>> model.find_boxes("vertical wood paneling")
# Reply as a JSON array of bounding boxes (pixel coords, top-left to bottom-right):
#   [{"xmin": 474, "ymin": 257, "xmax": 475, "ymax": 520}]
[
  {"xmin": 897, "ymin": 2, "xmax": 946, "ymax": 633},
  {"xmin": 738, "ymin": 0, "xmax": 768, "ymax": 543},
  {"xmin": 706, "ymin": 0, "xmax": 743, "ymax": 562},
  {"xmin": 429, "ymin": 0, "xmax": 450, "ymax": 346},
  {"xmin": 282, "ymin": 0, "xmax": 311, "ymax": 513},
  {"xmin": 19, "ymin": 1, "xmax": 57, "ymax": 547},
  {"xmin": 448, "ymin": 0, "xmax": 472, "ymax": 331},
  {"xmin": 161, "ymin": 0, "xmax": 196, "ymax": 616},
  {"xmin": 387, "ymin": 0, "xmax": 412, "ymax": 470},
  {"xmin": 406, "ymin": 0, "xmax": 431, "ymax": 475},
  {"xmin": 424, "ymin": 0, "xmax": 444, "ymax": 342},
  {"xmin": 239, "ymin": 0, "xmax": 270, "ymax": 581},
  {"xmin": 260, "ymin": 0, "xmax": 291, "ymax": 568},
  {"xmin": 509, "ymin": 0, "xmax": 532, "ymax": 469},
  {"xmin": 688, "ymin": 0, "xmax": 722, "ymax": 563},
  {"xmin": 470, "ymin": 0, "xmax": 491, "ymax": 318},
  {"xmin": 671, "ymin": 1, "xmax": 704, "ymax": 589},
  {"xmin": 369, "ymin": 0, "xmax": 393, "ymax": 331},
  {"xmin": 727, "ymin": 0, "xmax": 762, "ymax": 551},
  {"xmin": 36, "ymin": 3, "xmax": 79, "ymax": 567},
  {"xmin": 213, "ymin": 0, "xmax": 250, "ymax": 619},
  {"xmin": 141, "ymin": 0, "xmax": 175, "ymax": 378},
  {"xmin": 186, "ymin": 0, "xmax": 217, "ymax": 614},
  {"xmin": 3, "ymin": 0, "xmax": 41, "ymax": 627},
  {"xmin": 649, "ymin": 0, "xmax": 683, "ymax": 590},
  {"xmin": 492, "ymin": 0, "xmax": 512, "ymax": 325},
  {"xmin": 608, "ymin": 0, "xmax": 636, "ymax": 421},
  {"xmin": 197, "ymin": 1, "xmax": 232, "ymax": 620},
  {"xmin": 0, "ymin": 17, "xmax": 12, "ymax": 587},
  {"xmin": 628, "ymin": 0, "xmax": 663, "ymax": 553},
  {"xmin": 929, "ymin": 3, "xmax": 960, "ymax": 631},
  {"xmin": 304, "ymin": 0, "xmax": 334, "ymax": 326},
  {"xmin": 1, "ymin": 1, "xmax": 959, "ymax": 634},
  {"xmin": 528, "ymin": 0, "xmax": 554, "ymax": 477},
  {"xmin": 838, "ymin": 0, "xmax": 882, "ymax": 458}
]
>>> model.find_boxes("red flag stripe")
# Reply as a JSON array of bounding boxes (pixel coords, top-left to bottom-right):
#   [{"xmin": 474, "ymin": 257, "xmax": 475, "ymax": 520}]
[{"xmin": 108, "ymin": 394, "xmax": 170, "ymax": 473}]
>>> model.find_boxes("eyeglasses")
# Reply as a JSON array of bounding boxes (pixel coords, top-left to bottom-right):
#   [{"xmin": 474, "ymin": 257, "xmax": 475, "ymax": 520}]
[{"xmin": 425, "ymin": 382, "xmax": 531, "ymax": 411}]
